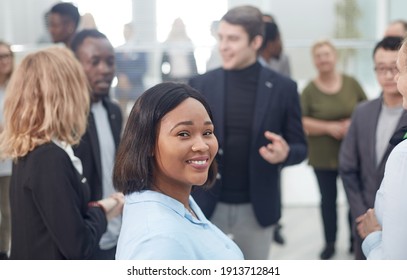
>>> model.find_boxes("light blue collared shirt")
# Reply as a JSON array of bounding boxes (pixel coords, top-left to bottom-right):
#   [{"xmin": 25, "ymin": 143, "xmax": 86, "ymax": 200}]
[
  {"xmin": 362, "ymin": 139, "xmax": 407, "ymax": 259},
  {"xmin": 116, "ymin": 190, "xmax": 244, "ymax": 260}
]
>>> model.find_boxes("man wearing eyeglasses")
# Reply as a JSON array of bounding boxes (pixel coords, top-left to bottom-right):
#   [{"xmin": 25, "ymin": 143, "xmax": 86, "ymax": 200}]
[{"xmin": 339, "ymin": 36, "xmax": 407, "ymax": 260}]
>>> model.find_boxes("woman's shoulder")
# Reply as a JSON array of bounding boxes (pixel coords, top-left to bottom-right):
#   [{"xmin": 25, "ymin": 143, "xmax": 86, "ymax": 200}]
[
  {"xmin": 20, "ymin": 142, "xmax": 71, "ymax": 173},
  {"xmin": 392, "ymin": 138, "xmax": 407, "ymax": 153},
  {"xmin": 301, "ymin": 79, "xmax": 317, "ymax": 95},
  {"xmin": 342, "ymin": 74, "xmax": 362, "ymax": 85},
  {"xmin": 384, "ymin": 139, "xmax": 407, "ymax": 170},
  {"xmin": 121, "ymin": 196, "xmax": 190, "ymax": 247},
  {"xmin": 125, "ymin": 192, "xmax": 186, "ymax": 224},
  {"xmin": 27, "ymin": 142, "xmax": 69, "ymax": 162}
]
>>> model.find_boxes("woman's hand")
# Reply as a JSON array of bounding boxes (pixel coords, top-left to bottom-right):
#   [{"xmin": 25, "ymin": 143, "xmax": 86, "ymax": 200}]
[{"xmin": 327, "ymin": 119, "xmax": 350, "ymax": 140}]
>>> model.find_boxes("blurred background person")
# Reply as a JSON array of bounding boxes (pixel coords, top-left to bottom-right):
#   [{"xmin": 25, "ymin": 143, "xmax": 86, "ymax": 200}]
[
  {"xmin": 113, "ymin": 82, "xmax": 243, "ymax": 260},
  {"xmin": 78, "ymin": 12, "xmax": 98, "ymax": 31},
  {"xmin": 301, "ymin": 39, "xmax": 367, "ymax": 259},
  {"xmin": 71, "ymin": 29, "xmax": 123, "ymax": 259},
  {"xmin": 262, "ymin": 13, "xmax": 275, "ymax": 23},
  {"xmin": 115, "ymin": 22, "xmax": 148, "ymax": 117},
  {"xmin": 260, "ymin": 16, "xmax": 291, "ymax": 78},
  {"xmin": 384, "ymin": 20, "xmax": 407, "ymax": 38},
  {"xmin": 161, "ymin": 18, "xmax": 197, "ymax": 83},
  {"xmin": 47, "ymin": 2, "xmax": 80, "ymax": 48},
  {"xmin": 339, "ymin": 36, "xmax": 407, "ymax": 259},
  {"xmin": 206, "ymin": 20, "xmax": 222, "ymax": 72},
  {"xmin": 0, "ymin": 40, "xmax": 13, "ymax": 260},
  {"xmin": 0, "ymin": 47, "xmax": 123, "ymax": 259}
]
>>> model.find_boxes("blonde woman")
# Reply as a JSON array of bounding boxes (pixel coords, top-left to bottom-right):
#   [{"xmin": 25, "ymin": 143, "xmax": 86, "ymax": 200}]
[
  {"xmin": 301, "ymin": 40, "xmax": 367, "ymax": 259},
  {"xmin": 0, "ymin": 40, "xmax": 13, "ymax": 259},
  {"xmin": 0, "ymin": 47, "xmax": 124, "ymax": 259}
]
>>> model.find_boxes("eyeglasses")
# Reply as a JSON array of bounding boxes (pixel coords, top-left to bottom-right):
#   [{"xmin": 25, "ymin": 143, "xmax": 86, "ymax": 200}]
[
  {"xmin": 374, "ymin": 66, "xmax": 399, "ymax": 76},
  {"xmin": 0, "ymin": 53, "xmax": 12, "ymax": 62}
]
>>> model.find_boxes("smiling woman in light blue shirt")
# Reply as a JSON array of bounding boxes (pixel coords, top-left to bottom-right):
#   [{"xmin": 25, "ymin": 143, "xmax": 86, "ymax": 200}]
[
  {"xmin": 116, "ymin": 191, "xmax": 242, "ymax": 259},
  {"xmin": 113, "ymin": 83, "xmax": 243, "ymax": 260}
]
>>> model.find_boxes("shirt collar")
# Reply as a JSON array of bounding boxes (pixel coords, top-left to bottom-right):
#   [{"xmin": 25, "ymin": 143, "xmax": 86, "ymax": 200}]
[
  {"xmin": 52, "ymin": 139, "xmax": 83, "ymax": 175},
  {"xmin": 126, "ymin": 190, "xmax": 208, "ymax": 225}
]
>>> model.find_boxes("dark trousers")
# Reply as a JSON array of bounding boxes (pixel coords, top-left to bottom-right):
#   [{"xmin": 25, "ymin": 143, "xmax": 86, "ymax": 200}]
[
  {"xmin": 314, "ymin": 169, "xmax": 338, "ymax": 244},
  {"xmin": 89, "ymin": 246, "xmax": 116, "ymax": 260}
]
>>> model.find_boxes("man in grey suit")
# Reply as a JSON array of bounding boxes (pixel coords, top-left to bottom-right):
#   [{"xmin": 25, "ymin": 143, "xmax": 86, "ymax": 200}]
[{"xmin": 339, "ymin": 36, "xmax": 407, "ymax": 259}]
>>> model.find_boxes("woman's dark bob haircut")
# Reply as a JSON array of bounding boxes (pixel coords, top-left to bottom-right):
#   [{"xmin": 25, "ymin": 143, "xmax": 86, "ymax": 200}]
[{"xmin": 113, "ymin": 82, "xmax": 218, "ymax": 195}]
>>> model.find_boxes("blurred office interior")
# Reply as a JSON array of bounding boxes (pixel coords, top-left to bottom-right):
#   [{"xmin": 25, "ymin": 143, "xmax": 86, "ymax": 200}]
[{"xmin": 1, "ymin": 0, "xmax": 407, "ymax": 259}]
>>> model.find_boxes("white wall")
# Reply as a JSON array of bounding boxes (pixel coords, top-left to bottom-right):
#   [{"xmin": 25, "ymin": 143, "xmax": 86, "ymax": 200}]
[{"xmin": 0, "ymin": 0, "xmax": 54, "ymax": 45}]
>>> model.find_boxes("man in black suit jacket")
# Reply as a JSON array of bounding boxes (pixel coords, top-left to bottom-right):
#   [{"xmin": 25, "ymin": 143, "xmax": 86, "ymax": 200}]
[
  {"xmin": 189, "ymin": 5, "xmax": 307, "ymax": 259},
  {"xmin": 71, "ymin": 29, "xmax": 123, "ymax": 259}
]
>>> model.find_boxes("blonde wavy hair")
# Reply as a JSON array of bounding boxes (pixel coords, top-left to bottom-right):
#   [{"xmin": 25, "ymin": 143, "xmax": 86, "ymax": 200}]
[{"xmin": 0, "ymin": 46, "xmax": 90, "ymax": 159}]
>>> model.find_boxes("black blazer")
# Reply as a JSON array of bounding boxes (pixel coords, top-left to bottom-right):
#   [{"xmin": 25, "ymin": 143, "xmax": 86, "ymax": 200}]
[
  {"xmin": 10, "ymin": 143, "xmax": 107, "ymax": 259},
  {"xmin": 73, "ymin": 97, "xmax": 123, "ymax": 200},
  {"xmin": 189, "ymin": 66, "xmax": 307, "ymax": 227}
]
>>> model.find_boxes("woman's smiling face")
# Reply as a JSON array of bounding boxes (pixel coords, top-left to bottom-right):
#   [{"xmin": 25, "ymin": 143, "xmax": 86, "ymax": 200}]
[{"xmin": 153, "ymin": 97, "xmax": 218, "ymax": 191}]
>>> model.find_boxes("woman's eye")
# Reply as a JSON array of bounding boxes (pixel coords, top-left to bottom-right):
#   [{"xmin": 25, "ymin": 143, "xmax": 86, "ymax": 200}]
[
  {"xmin": 178, "ymin": 132, "xmax": 190, "ymax": 137},
  {"xmin": 204, "ymin": 130, "xmax": 213, "ymax": 136}
]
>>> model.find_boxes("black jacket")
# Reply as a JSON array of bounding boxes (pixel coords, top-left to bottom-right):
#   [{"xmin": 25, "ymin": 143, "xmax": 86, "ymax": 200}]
[
  {"xmin": 10, "ymin": 143, "xmax": 107, "ymax": 259},
  {"xmin": 189, "ymin": 66, "xmax": 307, "ymax": 227},
  {"xmin": 73, "ymin": 97, "xmax": 123, "ymax": 200}
]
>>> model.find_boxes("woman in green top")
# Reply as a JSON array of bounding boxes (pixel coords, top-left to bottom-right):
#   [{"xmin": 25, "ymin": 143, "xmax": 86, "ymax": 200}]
[{"xmin": 301, "ymin": 40, "xmax": 367, "ymax": 260}]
